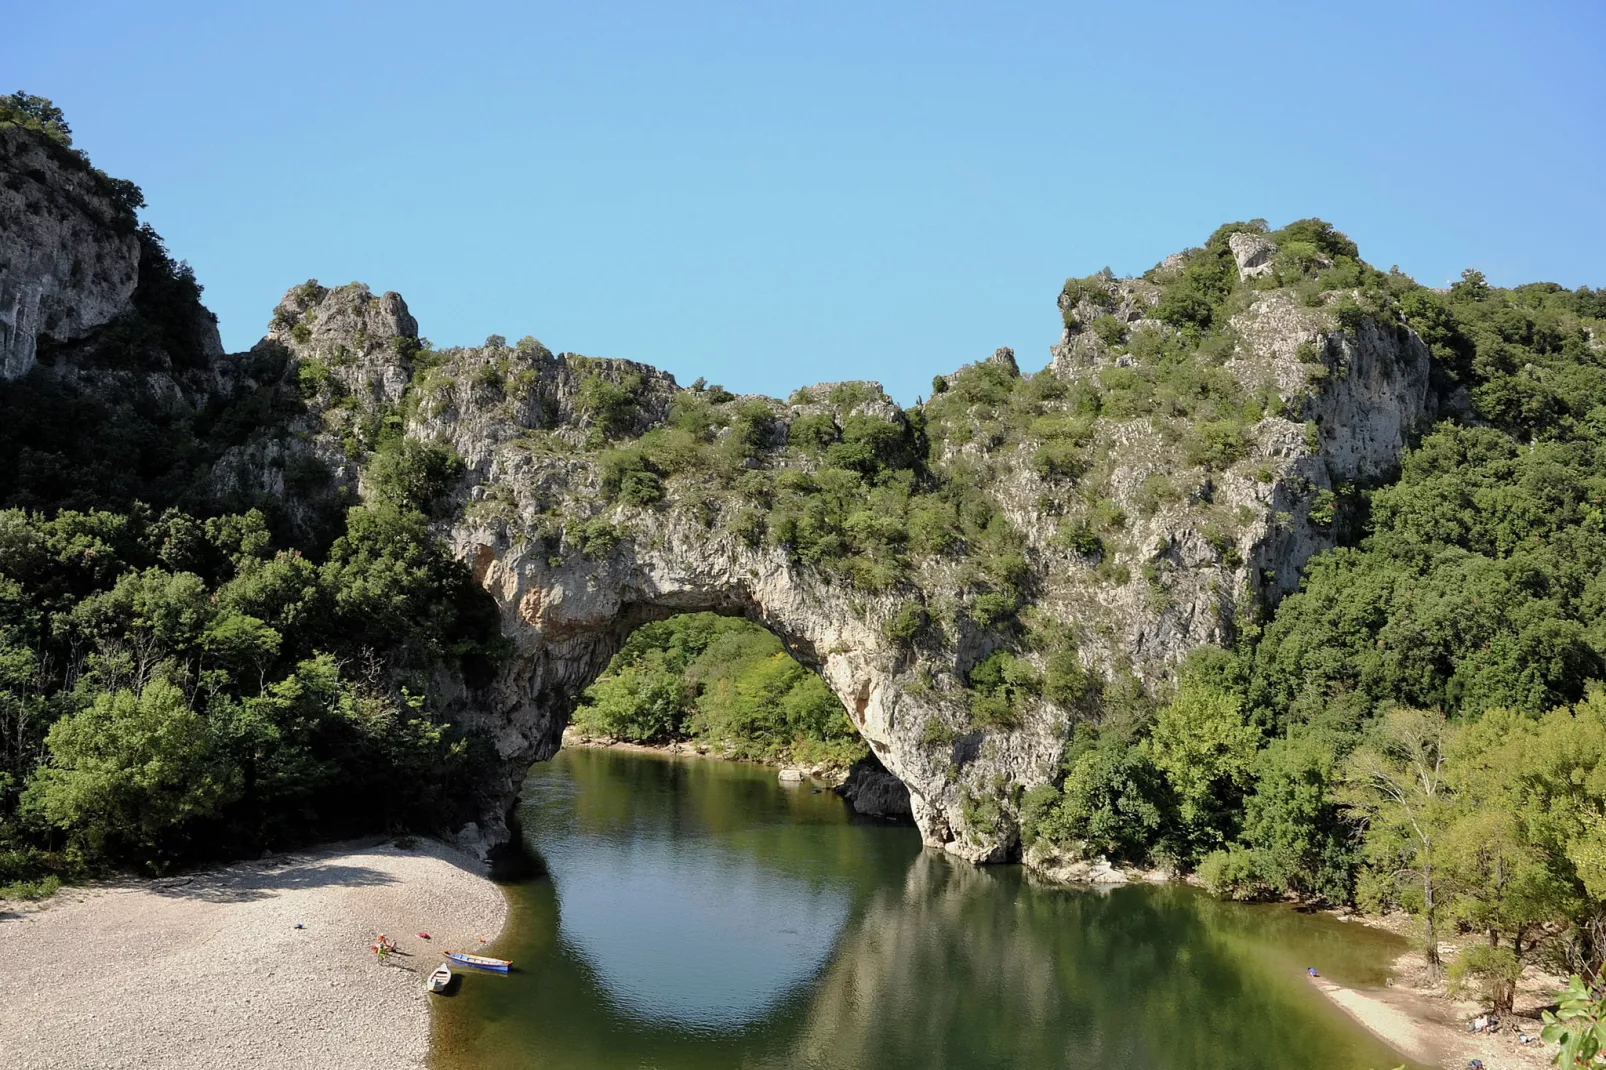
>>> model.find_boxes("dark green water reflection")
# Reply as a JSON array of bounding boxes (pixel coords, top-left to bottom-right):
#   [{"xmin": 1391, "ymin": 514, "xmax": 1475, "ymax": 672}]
[{"xmin": 433, "ymin": 748, "xmax": 1413, "ymax": 1070}]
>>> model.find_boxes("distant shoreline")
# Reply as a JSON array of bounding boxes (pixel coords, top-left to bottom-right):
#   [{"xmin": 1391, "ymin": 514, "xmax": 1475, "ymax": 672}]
[
  {"xmin": 559, "ymin": 725, "xmax": 851, "ymax": 780},
  {"xmin": 0, "ymin": 838, "xmax": 507, "ymax": 1070},
  {"xmin": 1311, "ymin": 916, "xmax": 1559, "ymax": 1070}
]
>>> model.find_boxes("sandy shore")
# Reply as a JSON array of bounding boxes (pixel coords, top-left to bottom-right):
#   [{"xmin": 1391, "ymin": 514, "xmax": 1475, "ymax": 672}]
[
  {"xmin": 1310, "ymin": 931, "xmax": 1558, "ymax": 1070},
  {"xmin": 0, "ymin": 838, "xmax": 507, "ymax": 1070}
]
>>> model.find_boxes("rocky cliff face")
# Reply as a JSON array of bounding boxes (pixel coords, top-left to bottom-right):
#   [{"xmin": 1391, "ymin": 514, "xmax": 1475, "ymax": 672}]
[
  {"xmin": 260, "ymin": 242, "xmax": 1430, "ymax": 863},
  {"xmin": 0, "ymin": 125, "xmax": 142, "ymax": 379},
  {"xmin": 0, "ymin": 119, "xmax": 1433, "ymax": 866}
]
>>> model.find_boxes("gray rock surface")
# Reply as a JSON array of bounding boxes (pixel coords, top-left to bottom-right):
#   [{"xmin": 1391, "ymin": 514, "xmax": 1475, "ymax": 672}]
[
  {"xmin": 1228, "ymin": 231, "xmax": 1279, "ymax": 279},
  {"xmin": 0, "ymin": 126, "xmax": 141, "ymax": 379}
]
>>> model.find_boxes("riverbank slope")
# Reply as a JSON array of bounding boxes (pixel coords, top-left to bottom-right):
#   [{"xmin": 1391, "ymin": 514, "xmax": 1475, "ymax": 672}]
[
  {"xmin": 0, "ymin": 839, "xmax": 506, "ymax": 1070},
  {"xmin": 1312, "ymin": 919, "xmax": 1560, "ymax": 1070}
]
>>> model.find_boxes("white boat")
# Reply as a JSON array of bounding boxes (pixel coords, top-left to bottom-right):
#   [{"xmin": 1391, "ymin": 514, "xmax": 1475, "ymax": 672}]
[{"xmin": 426, "ymin": 964, "xmax": 452, "ymax": 993}]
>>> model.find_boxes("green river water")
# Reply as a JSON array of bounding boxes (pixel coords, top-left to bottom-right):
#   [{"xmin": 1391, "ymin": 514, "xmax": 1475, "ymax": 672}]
[{"xmin": 432, "ymin": 747, "xmax": 1414, "ymax": 1070}]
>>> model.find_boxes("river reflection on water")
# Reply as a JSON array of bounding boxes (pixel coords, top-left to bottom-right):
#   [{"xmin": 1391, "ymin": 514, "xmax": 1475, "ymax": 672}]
[{"xmin": 432, "ymin": 748, "xmax": 1415, "ymax": 1070}]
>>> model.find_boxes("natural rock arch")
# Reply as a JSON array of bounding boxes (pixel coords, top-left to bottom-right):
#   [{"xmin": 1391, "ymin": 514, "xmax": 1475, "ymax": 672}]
[
  {"xmin": 252, "ymin": 250, "xmax": 1434, "ymax": 864},
  {"xmin": 457, "ymin": 509, "xmax": 1035, "ymax": 862}
]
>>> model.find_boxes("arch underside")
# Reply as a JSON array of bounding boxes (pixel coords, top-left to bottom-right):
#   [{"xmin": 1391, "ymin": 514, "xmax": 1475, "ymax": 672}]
[{"xmin": 455, "ymin": 523, "xmax": 1064, "ymax": 865}]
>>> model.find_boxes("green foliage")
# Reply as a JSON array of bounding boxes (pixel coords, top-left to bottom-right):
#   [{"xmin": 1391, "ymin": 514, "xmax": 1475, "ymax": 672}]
[
  {"xmin": 23, "ymin": 681, "xmax": 236, "ymax": 867},
  {"xmin": 1446, "ymin": 944, "xmax": 1523, "ymax": 1016},
  {"xmin": 967, "ymin": 651, "xmax": 1040, "ymax": 730},
  {"xmin": 1025, "ymin": 732, "xmax": 1171, "ymax": 862},
  {"xmin": 0, "ymin": 91, "xmax": 72, "ymax": 145},
  {"xmin": 0, "ymin": 496, "xmax": 504, "ymax": 883},
  {"xmin": 599, "ymin": 447, "xmax": 666, "ymax": 506},
  {"xmin": 576, "ymin": 518, "xmax": 623, "ymax": 558},
  {"xmin": 0, "ymin": 874, "xmax": 60, "ymax": 900},
  {"xmin": 573, "ymin": 654, "xmax": 682, "ymax": 742},
  {"xmin": 1196, "ymin": 845, "xmax": 1265, "ymax": 901},
  {"xmin": 1053, "ymin": 519, "xmax": 1104, "ymax": 559},
  {"xmin": 1234, "ymin": 730, "xmax": 1353, "ymax": 900},
  {"xmin": 1181, "ymin": 419, "xmax": 1249, "ymax": 470},
  {"xmin": 365, "ymin": 438, "xmax": 464, "ymax": 517},
  {"xmin": 884, "ymin": 602, "xmax": 927, "ymax": 645},
  {"xmin": 572, "ymin": 614, "xmax": 866, "ymax": 767},
  {"xmin": 1061, "ymin": 274, "xmax": 1115, "ymax": 327},
  {"xmin": 788, "ymin": 412, "xmax": 839, "ymax": 451},
  {"xmin": 577, "ymin": 371, "xmax": 643, "ymax": 444},
  {"xmin": 1143, "ymin": 682, "xmax": 1260, "ymax": 858},
  {"xmin": 1543, "ymin": 974, "xmax": 1606, "ymax": 1068}
]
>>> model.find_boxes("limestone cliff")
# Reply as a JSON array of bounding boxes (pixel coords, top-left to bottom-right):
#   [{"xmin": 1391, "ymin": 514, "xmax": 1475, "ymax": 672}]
[
  {"xmin": 0, "ymin": 117, "xmax": 1435, "ymax": 866},
  {"xmin": 0, "ymin": 124, "xmax": 142, "ymax": 379},
  {"xmin": 264, "ymin": 244, "xmax": 1430, "ymax": 863}
]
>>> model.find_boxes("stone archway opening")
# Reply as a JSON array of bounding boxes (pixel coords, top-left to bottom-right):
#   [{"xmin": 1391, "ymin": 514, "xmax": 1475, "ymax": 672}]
[
  {"xmin": 566, "ymin": 605, "xmax": 911, "ymax": 815},
  {"xmin": 456, "ymin": 542, "xmax": 942, "ymax": 860}
]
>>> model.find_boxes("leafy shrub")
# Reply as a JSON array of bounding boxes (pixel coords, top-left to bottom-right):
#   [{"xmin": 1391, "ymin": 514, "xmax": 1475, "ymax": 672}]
[
  {"xmin": 578, "ymin": 372, "xmax": 642, "ymax": 442},
  {"xmin": 1054, "ymin": 519, "xmax": 1104, "ymax": 559},
  {"xmin": 967, "ymin": 651, "xmax": 1039, "ymax": 729},
  {"xmin": 1196, "ymin": 846, "xmax": 1265, "ymax": 900},
  {"xmin": 884, "ymin": 602, "xmax": 927, "ymax": 645},
  {"xmin": 788, "ymin": 412, "xmax": 839, "ymax": 451},
  {"xmin": 1090, "ymin": 315, "xmax": 1128, "ymax": 347},
  {"xmin": 1182, "ymin": 419, "xmax": 1249, "ymax": 470},
  {"xmin": 574, "ymin": 614, "xmax": 865, "ymax": 766},
  {"xmin": 366, "ymin": 439, "xmax": 464, "ymax": 517}
]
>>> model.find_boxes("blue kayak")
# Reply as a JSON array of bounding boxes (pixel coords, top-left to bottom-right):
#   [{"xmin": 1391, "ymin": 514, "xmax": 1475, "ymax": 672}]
[{"xmin": 444, "ymin": 951, "xmax": 512, "ymax": 972}]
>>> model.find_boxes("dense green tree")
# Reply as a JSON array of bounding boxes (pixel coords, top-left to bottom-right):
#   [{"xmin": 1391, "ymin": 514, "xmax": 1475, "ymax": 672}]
[
  {"xmin": 1023, "ymin": 734, "xmax": 1171, "ymax": 863},
  {"xmin": 1346, "ymin": 708, "xmax": 1453, "ymax": 973},
  {"xmin": 22, "ymin": 680, "xmax": 237, "ymax": 868},
  {"xmin": 1233, "ymin": 730, "xmax": 1355, "ymax": 901},
  {"xmin": 1144, "ymin": 683, "xmax": 1260, "ymax": 857}
]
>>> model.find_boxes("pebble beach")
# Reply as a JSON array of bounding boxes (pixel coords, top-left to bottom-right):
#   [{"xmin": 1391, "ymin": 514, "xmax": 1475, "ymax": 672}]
[{"xmin": 0, "ymin": 839, "xmax": 507, "ymax": 1070}]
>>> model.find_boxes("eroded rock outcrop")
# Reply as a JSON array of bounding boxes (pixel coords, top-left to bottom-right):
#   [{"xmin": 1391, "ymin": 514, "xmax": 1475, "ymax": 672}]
[
  {"xmin": 836, "ymin": 754, "xmax": 915, "ymax": 821},
  {"xmin": 260, "ymin": 255, "xmax": 1430, "ymax": 864},
  {"xmin": 0, "ymin": 125, "xmax": 141, "ymax": 379}
]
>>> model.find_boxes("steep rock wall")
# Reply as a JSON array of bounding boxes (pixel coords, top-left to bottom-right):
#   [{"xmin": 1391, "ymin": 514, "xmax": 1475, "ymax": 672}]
[{"xmin": 0, "ymin": 126, "xmax": 141, "ymax": 379}]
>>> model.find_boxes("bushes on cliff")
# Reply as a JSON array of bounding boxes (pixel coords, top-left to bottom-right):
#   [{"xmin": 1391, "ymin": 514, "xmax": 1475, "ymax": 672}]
[
  {"xmin": 1172, "ymin": 266, "xmax": 1606, "ymax": 937},
  {"xmin": 365, "ymin": 438, "xmax": 465, "ymax": 517},
  {"xmin": 0, "ymin": 92, "xmax": 71, "ymax": 145}
]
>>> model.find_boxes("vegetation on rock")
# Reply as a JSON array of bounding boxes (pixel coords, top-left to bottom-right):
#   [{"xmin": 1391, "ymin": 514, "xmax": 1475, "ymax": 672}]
[{"xmin": 5, "ymin": 90, "xmax": 1606, "ymax": 985}]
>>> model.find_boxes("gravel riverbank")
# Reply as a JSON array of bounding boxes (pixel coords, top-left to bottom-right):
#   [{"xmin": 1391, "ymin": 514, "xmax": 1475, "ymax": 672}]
[{"xmin": 0, "ymin": 839, "xmax": 507, "ymax": 1070}]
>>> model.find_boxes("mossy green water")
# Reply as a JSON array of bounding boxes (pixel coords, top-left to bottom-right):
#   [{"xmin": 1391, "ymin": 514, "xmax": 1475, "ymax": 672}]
[{"xmin": 432, "ymin": 748, "xmax": 1414, "ymax": 1070}]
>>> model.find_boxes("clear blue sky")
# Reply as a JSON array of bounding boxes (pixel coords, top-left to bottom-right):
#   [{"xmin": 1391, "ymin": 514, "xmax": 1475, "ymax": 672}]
[{"xmin": 14, "ymin": 1, "xmax": 1604, "ymax": 403}]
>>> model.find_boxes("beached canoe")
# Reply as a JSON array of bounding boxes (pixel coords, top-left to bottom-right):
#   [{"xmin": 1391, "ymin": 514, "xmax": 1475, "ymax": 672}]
[
  {"xmin": 443, "ymin": 951, "xmax": 512, "ymax": 972},
  {"xmin": 426, "ymin": 964, "xmax": 452, "ymax": 993}
]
